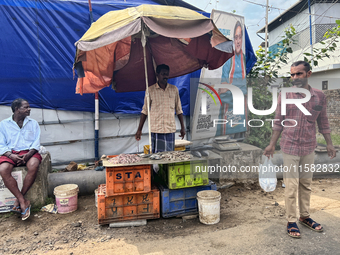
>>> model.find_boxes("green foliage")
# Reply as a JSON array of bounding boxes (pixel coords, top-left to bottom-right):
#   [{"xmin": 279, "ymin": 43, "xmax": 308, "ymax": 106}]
[
  {"xmin": 244, "ymin": 26, "xmax": 297, "ymax": 149},
  {"xmin": 303, "ymin": 20, "xmax": 340, "ymax": 65},
  {"xmin": 45, "ymin": 196, "xmax": 55, "ymax": 205},
  {"xmin": 317, "ymin": 134, "xmax": 340, "ymax": 146},
  {"xmin": 245, "ymin": 22, "xmax": 339, "ymax": 149}
]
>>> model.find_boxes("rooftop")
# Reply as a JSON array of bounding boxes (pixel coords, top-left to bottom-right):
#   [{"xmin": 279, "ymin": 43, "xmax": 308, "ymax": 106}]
[{"xmin": 257, "ymin": 0, "xmax": 338, "ymax": 33}]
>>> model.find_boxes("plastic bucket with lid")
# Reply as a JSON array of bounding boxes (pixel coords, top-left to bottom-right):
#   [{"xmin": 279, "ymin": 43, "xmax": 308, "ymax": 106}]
[
  {"xmin": 54, "ymin": 184, "xmax": 79, "ymax": 214},
  {"xmin": 197, "ymin": 190, "xmax": 221, "ymax": 225}
]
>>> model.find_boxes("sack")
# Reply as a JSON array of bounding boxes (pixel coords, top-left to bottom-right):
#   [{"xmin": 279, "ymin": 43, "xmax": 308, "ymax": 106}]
[{"xmin": 259, "ymin": 157, "xmax": 277, "ymax": 192}]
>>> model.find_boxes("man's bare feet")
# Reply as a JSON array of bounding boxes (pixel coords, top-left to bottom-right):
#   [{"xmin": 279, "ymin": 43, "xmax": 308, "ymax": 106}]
[
  {"xmin": 12, "ymin": 199, "xmax": 21, "ymax": 213},
  {"xmin": 19, "ymin": 199, "xmax": 31, "ymax": 220}
]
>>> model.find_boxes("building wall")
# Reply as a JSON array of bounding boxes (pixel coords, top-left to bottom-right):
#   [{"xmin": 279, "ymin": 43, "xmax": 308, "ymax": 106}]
[
  {"xmin": 269, "ymin": 3, "xmax": 340, "ymax": 46},
  {"xmin": 269, "ymin": 12, "xmax": 309, "ymax": 45},
  {"xmin": 312, "ymin": 3, "xmax": 340, "ymax": 25},
  {"xmin": 323, "ymin": 89, "xmax": 340, "ymax": 135}
]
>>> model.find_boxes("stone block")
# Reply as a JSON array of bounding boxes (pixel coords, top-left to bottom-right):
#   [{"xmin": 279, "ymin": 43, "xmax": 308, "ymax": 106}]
[
  {"xmin": 12, "ymin": 152, "xmax": 51, "ymax": 206},
  {"xmin": 209, "ymin": 143, "xmax": 263, "ymax": 184}
]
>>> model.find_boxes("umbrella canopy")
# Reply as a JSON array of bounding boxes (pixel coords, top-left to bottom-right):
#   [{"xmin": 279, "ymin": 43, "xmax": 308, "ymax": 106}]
[{"xmin": 74, "ymin": 4, "xmax": 234, "ymax": 94}]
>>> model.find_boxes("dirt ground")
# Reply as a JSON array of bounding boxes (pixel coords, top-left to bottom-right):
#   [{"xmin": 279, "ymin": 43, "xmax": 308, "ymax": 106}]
[{"xmin": 1, "ymin": 178, "xmax": 340, "ymax": 255}]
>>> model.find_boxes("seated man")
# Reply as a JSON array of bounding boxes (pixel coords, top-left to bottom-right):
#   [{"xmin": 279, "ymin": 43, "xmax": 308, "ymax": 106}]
[{"xmin": 0, "ymin": 98, "xmax": 41, "ymax": 220}]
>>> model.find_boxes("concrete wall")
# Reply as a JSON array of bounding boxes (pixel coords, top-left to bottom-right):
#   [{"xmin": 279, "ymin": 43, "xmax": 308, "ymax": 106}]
[{"xmin": 324, "ymin": 89, "xmax": 340, "ymax": 135}]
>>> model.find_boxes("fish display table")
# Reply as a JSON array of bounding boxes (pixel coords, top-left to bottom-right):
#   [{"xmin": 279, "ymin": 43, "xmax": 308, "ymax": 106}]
[{"xmin": 102, "ymin": 151, "xmax": 222, "ymax": 167}]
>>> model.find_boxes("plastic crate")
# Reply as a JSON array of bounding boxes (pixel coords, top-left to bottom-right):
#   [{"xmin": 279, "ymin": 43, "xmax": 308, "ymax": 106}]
[
  {"xmin": 105, "ymin": 161, "xmax": 152, "ymax": 196},
  {"xmin": 158, "ymin": 160, "xmax": 209, "ymax": 189},
  {"xmin": 97, "ymin": 184, "xmax": 160, "ymax": 225},
  {"xmin": 158, "ymin": 180, "xmax": 217, "ymax": 218}
]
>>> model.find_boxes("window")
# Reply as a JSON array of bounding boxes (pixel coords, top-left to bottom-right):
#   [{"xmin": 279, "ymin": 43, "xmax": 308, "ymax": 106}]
[{"xmin": 322, "ymin": 81, "xmax": 328, "ymax": 90}]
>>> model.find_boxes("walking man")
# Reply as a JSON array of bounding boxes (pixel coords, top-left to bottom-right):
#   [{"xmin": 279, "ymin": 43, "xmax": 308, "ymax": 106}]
[{"xmin": 263, "ymin": 61, "xmax": 336, "ymax": 238}]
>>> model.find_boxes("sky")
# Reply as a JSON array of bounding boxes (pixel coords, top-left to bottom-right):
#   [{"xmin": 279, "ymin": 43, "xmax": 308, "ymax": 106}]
[{"xmin": 183, "ymin": 0, "xmax": 299, "ymax": 50}]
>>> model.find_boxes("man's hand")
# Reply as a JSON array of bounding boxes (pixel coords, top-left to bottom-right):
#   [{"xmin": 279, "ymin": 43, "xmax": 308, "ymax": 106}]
[
  {"xmin": 23, "ymin": 152, "xmax": 33, "ymax": 164},
  {"xmin": 263, "ymin": 145, "xmax": 275, "ymax": 158},
  {"xmin": 218, "ymin": 88, "xmax": 229, "ymax": 94},
  {"xmin": 11, "ymin": 154, "xmax": 25, "ymax": 166},
  {"xmin": 326, "ymin": 144, "xmax": 336, "ymax": 159},
  {"xmin": 135, "ymin": 130, "xmax": 142, "ymax": 141},
  {"xmin": 179, "ymin": 128, "xmax": 186, "ymax": 140}
]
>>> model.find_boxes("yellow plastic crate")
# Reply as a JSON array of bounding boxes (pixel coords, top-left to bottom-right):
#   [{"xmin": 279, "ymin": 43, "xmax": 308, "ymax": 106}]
[{"xmin": 158, "ymin": 161, "xmax": 209, "ymax": 189}]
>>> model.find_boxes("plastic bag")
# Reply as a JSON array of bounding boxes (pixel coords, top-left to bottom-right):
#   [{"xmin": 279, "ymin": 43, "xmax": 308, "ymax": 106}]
[
  {"xmin": 39, "ymin": 146, "xmax": 47, "ymax": 155},
  {"xmin": 259, "ymin": 157, "xmax": 277, "ymax": 192}
]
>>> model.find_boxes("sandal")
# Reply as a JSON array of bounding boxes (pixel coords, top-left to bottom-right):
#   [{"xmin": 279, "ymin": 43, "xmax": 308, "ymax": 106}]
[
  {"xmin": 299, "ymin": 218, "xmax": 323, "ymax": 232},
  {"xmin": 287, "ymin": 222, "xmax": 301, "ymax": 238},
  {"xmin": 10, "ymin": 206, "xmax": 21, "ymax": 214},
  {"xmin": 21, "ymin": 205, "xmax": 31, "ymax": 221}
]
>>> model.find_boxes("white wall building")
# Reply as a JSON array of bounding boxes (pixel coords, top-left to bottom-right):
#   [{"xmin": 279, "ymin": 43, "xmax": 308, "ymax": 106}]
[{"xmin": 257, "ymin": 0, "xmax": 340, "ymax": 90}]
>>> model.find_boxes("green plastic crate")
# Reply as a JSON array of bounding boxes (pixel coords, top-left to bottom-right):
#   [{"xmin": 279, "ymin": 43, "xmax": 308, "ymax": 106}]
[{"xmin": 158, "ymin": 161, "xmax": 209, "ymax": 189}]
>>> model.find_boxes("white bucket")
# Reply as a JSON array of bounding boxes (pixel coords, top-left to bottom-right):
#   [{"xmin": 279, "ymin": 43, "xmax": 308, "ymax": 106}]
[
  {"xmin": 54, "ymin": 184, "xmax": 79, "ymax": 214},
  {"xmin": 95, "ymin": 188, "xmax": 98, "ymax": 208},
  {"xmin": 197, "ymin": 190, "xmax": 221, "ymax": 225}
]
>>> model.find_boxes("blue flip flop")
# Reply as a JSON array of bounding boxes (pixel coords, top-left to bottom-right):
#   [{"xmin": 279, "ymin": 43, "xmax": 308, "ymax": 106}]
[
  {"xmin": 10, "ymin": 206, "xmax": 21, "ymax": 214},
  {"xmin": 21, "ymin": 205, "xmax": 31, "ymax": 221}
]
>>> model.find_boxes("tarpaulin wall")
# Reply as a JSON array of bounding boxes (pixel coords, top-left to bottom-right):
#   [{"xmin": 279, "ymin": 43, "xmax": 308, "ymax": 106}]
[{"xmin": 0, "ymin": 0, "xmax": 255, "ymax": 116}]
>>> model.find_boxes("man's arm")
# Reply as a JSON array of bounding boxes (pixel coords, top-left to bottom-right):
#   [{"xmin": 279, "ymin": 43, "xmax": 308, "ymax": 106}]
[
  {"xmin": 322, "ymin": 133, "xmax": 336, "ymax": 159},
  {"xmin": 177, "ymin": 114, "xmax": 185, "ymax": 139},
  {"xmin": 136, "ymin": 91, "xmax": 150, "ymax": 141},
  {"xmin": 317, "ymin": 95, "xmax": 336, "ymax": 159},
  {"xmin": 135, "ymin": 114, "xmax": 147, "ymax": 141},
  {"xmin": 263, "ymin": 130, "xmax": 282, "ymax": 158},
  {"xmin": 263, "ymin": 92, "xmax": 283, "ymax": 158},
  {"xmin": 174, "ymin": 87, "xmax": 185, "ymax": 139},
  {"xmin": 22, "ymin": 149, "xmax": 38, "ymax": 164}
]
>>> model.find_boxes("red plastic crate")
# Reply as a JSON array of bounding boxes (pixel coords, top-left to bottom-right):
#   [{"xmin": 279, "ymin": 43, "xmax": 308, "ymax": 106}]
[
  {"xmin": 105, "ymin": 156, "xmax": 151, "ymax": 196},
  {"xmin": 97, "ymin": 184, "xmax": 160, "ymax": 225}
]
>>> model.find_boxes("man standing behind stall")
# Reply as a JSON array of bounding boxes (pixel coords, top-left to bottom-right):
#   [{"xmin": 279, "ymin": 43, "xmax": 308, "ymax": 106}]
[
  {"xmin": 0, "ymin": 98, "xmax": 41, "ymax": 220},
  {"xmin": 135, "ymin": 64, "xmax": 185, "ymax": 153}
]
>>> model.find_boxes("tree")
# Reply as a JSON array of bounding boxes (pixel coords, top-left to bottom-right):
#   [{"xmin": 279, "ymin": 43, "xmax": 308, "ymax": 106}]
[{"xmin": 245, "ymin": 22, "xmax": 339, "ymax": 149}]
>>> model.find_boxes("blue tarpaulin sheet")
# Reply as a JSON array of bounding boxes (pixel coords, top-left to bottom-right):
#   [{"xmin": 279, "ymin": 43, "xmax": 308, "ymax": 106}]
[{"xmin": 0, "ymin": 0, "xmax": 256, "ymax": 115}]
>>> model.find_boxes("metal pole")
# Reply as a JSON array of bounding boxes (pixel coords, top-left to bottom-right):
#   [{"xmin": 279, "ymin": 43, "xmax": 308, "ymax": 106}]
[
  {"xmin": 95, "ymin": 92, "xmax": 99, "ymax": 160},
  {"xmin": 308, "ymin": 0, "xmax": 313, "ymax": 64},
  {"xmin": 141, "ymin": 25, "xmax": 152, "ymax": 154},
  {"xmin": 264, "ymin": 0, "xmax": 269, "ymax": 56},
  {"xmin": 88, "ymin": 0, "xmax": 99, "ymax": 160},
  {"xmin": 88, "ymin": 0, "xmax": 94, "ymax": 23}
]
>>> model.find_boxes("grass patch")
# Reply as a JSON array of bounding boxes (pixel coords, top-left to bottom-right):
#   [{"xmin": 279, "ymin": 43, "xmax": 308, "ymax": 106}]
[
  {"xmin": 317, "ymin": 134, "xmax": 340, "ymax": 146},
  {"xmin": 0, "ymin": 212, "xmax": 14, "ymax": 218},
  {"xmin": 45, "ymin": 197, "xmax": 55, "ymax": 205},
  {"xmin": 31, "ymin": 197, "xmax": 55, "ymax": 213}
]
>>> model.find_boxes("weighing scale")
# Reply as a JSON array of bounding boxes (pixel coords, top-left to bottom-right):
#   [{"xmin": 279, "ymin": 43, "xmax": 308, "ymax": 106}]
[{"xmin": 212, "ymin": 137, "xmax": 241, "ymax": 151}]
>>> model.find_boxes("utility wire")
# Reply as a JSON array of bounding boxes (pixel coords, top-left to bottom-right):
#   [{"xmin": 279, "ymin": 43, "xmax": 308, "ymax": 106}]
[{"xmin": 243, "ymin": 0, "xmax": 340, "ymax": 19}]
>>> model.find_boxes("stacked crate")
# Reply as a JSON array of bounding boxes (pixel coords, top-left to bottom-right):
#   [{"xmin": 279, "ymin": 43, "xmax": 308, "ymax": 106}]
[
  {"xmin": 156, "ymin": 160, "xmax": 217, "ymax": 218},
  {"xmin": 97, "ymin": 162, "xmax": 160, "ymax": 225}
]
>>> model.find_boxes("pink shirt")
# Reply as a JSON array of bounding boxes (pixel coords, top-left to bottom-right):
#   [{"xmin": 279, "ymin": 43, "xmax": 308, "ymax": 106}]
[{"xmin": 273, "ymin": 85, "xmax": 331, "ymax": 156}]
